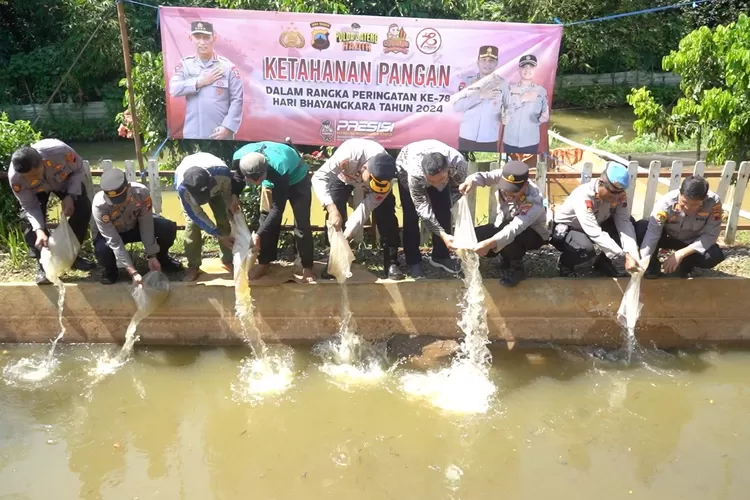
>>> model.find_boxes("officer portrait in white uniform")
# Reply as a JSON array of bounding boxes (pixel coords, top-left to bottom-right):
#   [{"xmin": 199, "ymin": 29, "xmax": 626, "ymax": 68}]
[
  {"xmin": 502, "ymin": 54, "xmax": 550, "ymax": 155},
  {"xmin": 168, "ymin": 21, "xmax": 244, "ymax": 140},
  {"xmin": 450, "ymin": 45, "xmax": 509, "ymax": 153}
]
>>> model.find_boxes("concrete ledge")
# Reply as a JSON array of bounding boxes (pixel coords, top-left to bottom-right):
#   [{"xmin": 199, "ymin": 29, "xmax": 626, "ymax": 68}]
[{"xmin": 1, "ymin": 278, "xmax": 749, "ymax": 348}]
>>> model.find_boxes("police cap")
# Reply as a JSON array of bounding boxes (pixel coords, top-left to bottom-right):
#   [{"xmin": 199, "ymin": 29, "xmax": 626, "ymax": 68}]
[
  {"xmin": 498, "ymin": 160, "xmax": 529, "ymax": 193},
  {"xmin": 101, "ymin": 168, "xmax": 130, "ymax": 204},
  {"xmin": 181, "ymin": 167, "xmax": 215, "ymax": 205},
  {"xmin": 478, "ymin": 45, "xmax": 499, "ymax": 60},
  {"xmin": 519, "ymin": 54, "xmax": 537, "ymax": 67},
  {"xmin": 191, "ymin": 21, "xmax": 214, "ymax": 35},
  {"xmin": 366, "ymin": 153, "xmax": 396, "ymax": 182}
]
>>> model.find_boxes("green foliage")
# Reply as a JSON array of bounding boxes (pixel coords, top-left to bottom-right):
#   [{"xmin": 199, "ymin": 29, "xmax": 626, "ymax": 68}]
[
  {"xmin": 555, "ymin": 84, "xmax": 679, "ymax": 109},
  {"xmin": 0, "ymin": 113, "xmax": 42, "ymax": 225},
  {"xmin": 0, "ymin": 218, "xmax": 27, "ymax": 270},
  {"xmin": 628, "ymin": 14, "xmax": 750, "ymax": 163}
]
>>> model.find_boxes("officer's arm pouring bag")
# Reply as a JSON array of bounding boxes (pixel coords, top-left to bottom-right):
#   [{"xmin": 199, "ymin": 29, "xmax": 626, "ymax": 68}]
[
  {"xmin": 40, "ymin": 215, "xmax": 81, "ymax": 282},
  {"xmin": 327, "ymin": 223, "xmax": 355, "ymax": 284}
]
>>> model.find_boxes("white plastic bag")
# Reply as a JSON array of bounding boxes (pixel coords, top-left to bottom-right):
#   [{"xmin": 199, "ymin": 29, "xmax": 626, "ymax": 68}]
[
  {"xmin": 327, "ymin": 223, "xmax": 355, "ymax": 284},
  {"xmin": 40, "ymin": 215, "xmax": 80, "ymax": 282},
  {"xmin": 230, "ymin": 211, "xmax": 259, "ymax": 284},
  {"xmin": 452, "ymin": 197, "xmax": 478, "ymax": 250},
  {"xmin": 132, "ymin": 270, "xmax": 170, "ymax": 318},
  {"xmin": 616, "ymin": 257, "xmax": 650, "ymax": 329}
]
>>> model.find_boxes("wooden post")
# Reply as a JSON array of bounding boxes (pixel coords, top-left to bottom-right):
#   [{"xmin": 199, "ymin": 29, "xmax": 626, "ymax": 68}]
[
  {"xmin": 626, "ymin": 160, "xmax": 639, "ymax": 216},
  {"xmin": 716, "ymin": 161, "xmax": 736, "ymax": 202},
  {"xmin": 580, "ymin": 161, "xmax": 593, "ymax": 185},
  {"xmin": 724, "ymin": 161, "xmax": 750, "ymax": 244},
  {"xmin": 124, "ymin": 160, "xmax": 137, "ymax": 182},
  {"xmin": 147, "ymin": 158, "xmax": 162, "ymax": 215},
  {"xmin": 535, "ymin": 154, "xmax": 548, "ymax": 202},
  {"xmin": 693, "ymin": 160, "xmax": 706, "ymax": 177},
  {"xmin": 642, "ymin": 160, "xmax": 661, "ymax": 218},
  {"xmin": 668, "ymin": 160, "xmax": 683, "ymax": 191},
  {"xmin": 116, "ymin": 0, "xmax": 145, "ymax": 173},
  {"xmin": 487, "ymin": 161, "xmax": 501, "ymax": 226},
  {"xmin": 101, "ymin": 159, "xmax": 113, "ymax": 172},
  {"xmin": 82, "ymin": 160, "xmax": 98, "ymax": 239}
]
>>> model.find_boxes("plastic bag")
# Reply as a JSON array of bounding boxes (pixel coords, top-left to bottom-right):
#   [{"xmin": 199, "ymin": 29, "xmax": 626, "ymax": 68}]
[
  {"xmin": 452, "ymin": 197, "xmax": 478, "ymax": 250},
  {"xmin": 616, "ymin": 257, "xmax": 650, "ymax": 329},
  {"xmin": 40, "ymin": 215, "xmax": 80, "ymax": 282},
  {"xmin": 327, "ymin": 223, "xmax": 355, "ymax": 284},
  {"xmin": 230, "ymin": 210, "xmax": 258, "ymax": 284},
  {"xmin": 132, "ymin": 270, "xmax": 170, "ymax": 318}
]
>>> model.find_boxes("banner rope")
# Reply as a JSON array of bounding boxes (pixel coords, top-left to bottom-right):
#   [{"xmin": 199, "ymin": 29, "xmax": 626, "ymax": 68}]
[{"xmin": 562, "ymin": 0, "xmax": 717, "ymax": 26}]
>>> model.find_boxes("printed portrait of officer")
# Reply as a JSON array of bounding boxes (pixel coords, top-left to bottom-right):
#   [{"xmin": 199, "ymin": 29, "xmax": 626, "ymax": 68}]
[
  {"xmin": 168, "ymin": 21, "xmax": 244, "ymax": 140},
  {"xmin": 502, "ymin": 54, "xmax": 550, "ymax": 155},
  {"xmin": 451, "ymin": 45, "xmax": 510, "ymax": 153}
]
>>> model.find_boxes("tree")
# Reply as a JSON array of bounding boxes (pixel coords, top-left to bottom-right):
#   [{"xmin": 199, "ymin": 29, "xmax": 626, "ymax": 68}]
[{"xmin": 628, "ymin": 14, "xmax": 750, "ymax": 163}]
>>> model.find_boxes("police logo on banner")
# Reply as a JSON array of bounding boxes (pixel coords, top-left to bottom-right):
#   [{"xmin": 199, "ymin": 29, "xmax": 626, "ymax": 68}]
[
  {"xmin": 319, "ymin": 119, "xmax": 334, "ymax": 142},
  {"xmin": 310, "ymin": 21, "xmax": 331, "ymax": 51}
]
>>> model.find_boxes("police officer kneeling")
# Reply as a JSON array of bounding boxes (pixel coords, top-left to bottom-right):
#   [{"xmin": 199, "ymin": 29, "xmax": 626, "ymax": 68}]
[
  {"xmin": 93, "ymin": 169, "xmax": 183, "ymax": 285},
  {"xmin": 636, "ymin": 175, "xmax": 725, "ymax": 279},
  {"xmin": 552, "ymin": 162, "xmax": 641, "ymax": 277},
  {"xmin": 458, "ymin": 160, "xmax": 550, "ymax": 286}
]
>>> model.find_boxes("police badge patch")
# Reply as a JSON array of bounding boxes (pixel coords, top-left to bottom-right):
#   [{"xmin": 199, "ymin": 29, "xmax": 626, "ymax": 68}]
[{"xmin": 585, "ymin": 199, "xmax": 594, "ymax": 213}]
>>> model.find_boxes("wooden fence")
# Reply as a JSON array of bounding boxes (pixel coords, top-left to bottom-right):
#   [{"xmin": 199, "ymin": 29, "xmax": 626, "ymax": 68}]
[{"xmin": 82, "ymin": 156, "xmax": 750, "ymax": 245}]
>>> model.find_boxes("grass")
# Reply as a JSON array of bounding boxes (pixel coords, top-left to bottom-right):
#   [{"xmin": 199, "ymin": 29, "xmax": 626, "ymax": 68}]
[{"xmin": 0, "ymin": 220, "xmax": 26, "ymax": 270}]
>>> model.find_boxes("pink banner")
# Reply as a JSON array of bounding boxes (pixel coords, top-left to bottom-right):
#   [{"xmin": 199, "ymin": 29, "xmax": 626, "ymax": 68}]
[{"xmin": 160, "ymin": 6, "xmax": 563, "ymax": 153}]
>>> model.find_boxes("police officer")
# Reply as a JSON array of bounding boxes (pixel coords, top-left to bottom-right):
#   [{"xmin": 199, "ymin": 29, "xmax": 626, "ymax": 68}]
[
  {"xmin": 8, "ymin": 140, "xmax": 96, "ymax": 285},
  {"xmin": 552, "ymin": 162, "xmax": 641, "ymax": 277},
  {"xmin": 451, "ymin": 45, "xmax": 509, "ymax": 153},
  {"xmin": 168, "ymin": 21, "xmax": 244, "ymax": 140},
  {"xmin": 503, "ymin": 54, "xmax": 550, "ymax": 155},
  {"xmin": 636, "ymin": 175, "xmax": 725, "ymax": 279},
  {"xmin": 458, "ymin": 161, "xmax": 550, "ymax": 286},
  {"xmin": 232, "ymin": 141, "xmax": 315, "ymax": 283},
  {"xmin": 175, "ymin": 152, "xmax": 241, "ymax": 281},
  {"xmin": 310, "ymin": 138, "xmax": 403, "ymax": 281},
  {"xmin": 93, "ymin": 169, "xmax": 183, "ymax": 284},
  {"xmin": 396, "ymin": 139, "xmax": 468, "ymax": 278}
]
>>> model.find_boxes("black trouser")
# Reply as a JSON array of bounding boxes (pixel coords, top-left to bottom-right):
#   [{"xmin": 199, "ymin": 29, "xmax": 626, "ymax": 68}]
[
  {"xmin": 258, "ymin": 176, "xmax": 314, "ymax": 268},
  {"xmin": 475, "ymin": 222, "xmax": 546, "ymax": 262},
  {"xmin": 94, "ymin": 216, "xmax": 177, "ymax": 274},
  {"xmin": 634, "ymin": 219, "xmax": 725, "ymax": 273},
  {"xmin": 551, "ymin": 218, "xmax": 626, "ymax": 268},
  {"xmin": 458, "ymin": 137, "xmax": 498, "ymax": 154},
  {"xmin": 503, "ymin": 143, "xmax": 539, "ymax": 155},
  {"xmin": 398, "ymin": 176, "xmax": 452, "ymax": 266},
  {"xmin": 325, "ymin": 178, "xmax": 400, "ymax": 266},
  {"xmin": 22, "ymin": 186, "xmax": 91, "ymax": 262}
]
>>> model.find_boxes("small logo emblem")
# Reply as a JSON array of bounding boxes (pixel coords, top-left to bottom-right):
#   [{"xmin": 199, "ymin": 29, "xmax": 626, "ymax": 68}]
[
  {"xmin": 383, "ymin": 24, "xmax": 409, "ymax": 54},
  {"xmin": 310, "ymin": 21, "xmax": 331, "ymax": 51},
  {"xmin": 416, "ymin": 28, "xmax": 441, "ymax": 55},
  {"xmin": 279, "ymin": 25, "xmax": 305, "ymax": 49},
  {"xmin": 335, "ymin": 23, "xmax": 378, "ymax": 52},
  {"xmin": 320, "ymin": 120, "xmax": 334, "ymax": 142}
]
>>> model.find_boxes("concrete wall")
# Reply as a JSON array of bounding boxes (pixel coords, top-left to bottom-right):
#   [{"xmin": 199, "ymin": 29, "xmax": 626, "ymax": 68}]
[{"xmin": 1, "ymin": 278, "xmax": 748, "ymax": 348}]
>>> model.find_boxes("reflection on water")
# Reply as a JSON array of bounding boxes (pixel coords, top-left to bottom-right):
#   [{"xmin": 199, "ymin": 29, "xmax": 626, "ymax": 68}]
[{"xmin": 2, "ymin": 344, "xmax": 750, "ymax": 500}]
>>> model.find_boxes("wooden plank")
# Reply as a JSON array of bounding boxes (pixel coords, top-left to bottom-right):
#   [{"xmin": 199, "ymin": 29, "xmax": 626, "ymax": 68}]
[
  {"xmin": 124, "ymin": 160, "xmax": 137, "ymax": 183},
  {"xmin": 668, "ymin": 160, "xmax": 683, "ymax": 191},
  {"xmin": 724, "ymin": 161, "xmax": 750, "ymax": 244},
  {"xmin": 716, "ymin": 161, "xmax": 735, "ymax": 202},
  {"xmin": 81, "ymin": 160, "xmax": 98, "ymax": 239},
  {"xmin": 487, "ymin": 161, "xmax": 501, "ymax": 225},
  {"xmin": 535, "ymin": 154, "xmax": 548, "ymax": 203},
  {"xmin": 580, "ymin": 161, "xmax": 593, "ymax": 184},
  {"xmin": 467, "ymin": 161, "xmax": 479, "ymax": 223},
  {"xmin": 693, "ymin": 160, "xmax": 706, "ymax": 177},
  {"xmin": 626, "ymin": 161, "xmax": 639, "ymax": 216},
  {"xmin": 642, "ymin": 160, "xmax": 661, "ymax": 218},
  {"xmin": 147, "ymin": 159, "xmax": 163, "ymax": 215},
  {"xmin": 101, "ymin": 159, "xmax": 113, "ymax": 172}
]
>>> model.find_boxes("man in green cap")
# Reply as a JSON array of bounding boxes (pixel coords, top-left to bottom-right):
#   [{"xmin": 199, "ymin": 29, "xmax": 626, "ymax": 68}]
[
  {"xmin": 93, "ymin": 169, "xmax": 183, "ymax": 285},
  {"xmin": 458, "ymin": 160, "xmax": 550, "ymax": 286},
  {"xmin": 232, "ymin": 140, "xmax": 315, "ymax": 283}
]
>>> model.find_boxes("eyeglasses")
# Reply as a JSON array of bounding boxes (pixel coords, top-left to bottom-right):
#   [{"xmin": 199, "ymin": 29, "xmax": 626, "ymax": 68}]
[{"xmin": 602, "ymin": 180, "xmax": 624, "ymax": 195}]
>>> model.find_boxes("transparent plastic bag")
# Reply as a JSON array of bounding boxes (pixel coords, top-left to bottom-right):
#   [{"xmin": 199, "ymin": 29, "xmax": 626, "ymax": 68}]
[
  {"xmin": 132, "ymin": 270, "xmax": 170, "ymax": 318},
  {"xmin": 452, "ymin": 197, "xmax": 478, "ymax": 250},
  {"xmin": 40, "ymin": 215, "xmax": 80, "ymax": 281},
  {"xmin": 231, "ymin": 210, "xmax": 258, "ymax": 285},
  {"xmin": 616, "ymin": 257, "xmax": 650, "ymax": 329},
  {"xmin": 327, "ymin": 223, "xmax": 355, "ymax": 284}
]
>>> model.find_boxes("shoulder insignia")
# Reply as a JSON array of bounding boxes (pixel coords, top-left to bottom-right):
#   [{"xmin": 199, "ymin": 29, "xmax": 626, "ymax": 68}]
[
  {"xmin": 145, "ymin": 195, "xmax": 153, "ymax": 211},
  {"xmin": 711, "ymin": 203, "xmax": 723, "ymax": 221},
  {"xmin": 102, "ymin": 214, "xmax": 110, "ymax": 223},
  {"xmin": 655, "ymin": 210, "xmax": 667, "ymax": 224},
  {"xmin": 232, "ymin": 67, "xmax": 240, "ymax": 79},
  {"xmin": 175, "ymin": 62, "xmax": 183, "ymax": 72},
  {"xmin": 65, "ymin": 152, "xmax": 76, "ymax": 163},
  {"xmin": 585, "ymin": 199, "xmax": 594, "ymax": 213},
  {"xmin": 12, "ymin": 184, "xmax": 21, "ymax": 193},
  {"xmin": 44, "ymin": 160, "xmax": 52, "ymax": 168}
]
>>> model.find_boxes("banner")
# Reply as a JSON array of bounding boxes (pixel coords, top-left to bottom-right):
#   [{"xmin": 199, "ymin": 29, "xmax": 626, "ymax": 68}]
[{"xmin": 160, "ymin": 7, "xmax": 563, "ymax": 153}]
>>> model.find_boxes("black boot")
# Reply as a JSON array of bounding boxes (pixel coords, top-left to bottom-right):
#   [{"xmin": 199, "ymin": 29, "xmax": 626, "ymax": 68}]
[
  {"xmin": 383, "ymin": 247, "xmax": 404, "ymax": 281},
  {"xmin": 645, "ymin": 256, "xmax": 662, "ymax": 279},
  {"xmin": 499, "ymin": 260, "xmax": 525, "ymax": 287},
  {"xmin": 678, "ymin": 260, "xmax": 695, "ymax": 279},
  {"xmin": 72, "ymin": 256, "xmax": 96, "ymax": 271},
  {"xmin": 100, "ymin": 268, "xmax": 119, "ymax": 285},
  {"xmin": 159, "ymin": 255, "xmax": 184, "ymax": 272},
  {"xmin": 593, "ymin": 254, "xmax": 625, "ymax": 277}
]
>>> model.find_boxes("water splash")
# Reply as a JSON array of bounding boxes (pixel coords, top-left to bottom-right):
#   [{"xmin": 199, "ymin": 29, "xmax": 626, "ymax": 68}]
[
  {"xmin": 616, "ymin": 258, "xmax": 649, "ymax": 364},
  {"xmin": 231, "ymin": 345, "xmax": 295, "ymax": 404},
  {"xmin": 91, "ymin": 315, "xmax": 143, "ymax": 378},
  {"xmin": 314, "ymin": 285, "xmax": 389, "ymax": 389}
]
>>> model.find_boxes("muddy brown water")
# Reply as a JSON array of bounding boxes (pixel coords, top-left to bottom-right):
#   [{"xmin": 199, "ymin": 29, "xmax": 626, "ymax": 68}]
[{"xmin": 2, "ymin": 344, "xmax": 750, "ymax": 500}]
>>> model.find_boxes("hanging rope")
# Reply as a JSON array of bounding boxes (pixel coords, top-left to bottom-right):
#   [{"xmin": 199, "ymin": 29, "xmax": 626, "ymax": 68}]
[
  {"xmin": 119, "ymin": 0, "xmax": 159, "ymax": 9},
  {"xmin": 562, "ymin": 0, "xmax": 717, "ymax": 26}
]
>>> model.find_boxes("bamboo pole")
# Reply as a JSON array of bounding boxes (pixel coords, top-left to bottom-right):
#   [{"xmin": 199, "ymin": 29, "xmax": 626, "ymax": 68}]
[{"xmin": 116, "ymin": 0, "xmax": 146, "ymax": 173}]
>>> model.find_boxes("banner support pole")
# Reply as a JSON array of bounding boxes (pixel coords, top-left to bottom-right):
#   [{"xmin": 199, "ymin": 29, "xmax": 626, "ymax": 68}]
[{"xmin": 117, "ymin": 0, "xmax": 146, "ymax": 173}]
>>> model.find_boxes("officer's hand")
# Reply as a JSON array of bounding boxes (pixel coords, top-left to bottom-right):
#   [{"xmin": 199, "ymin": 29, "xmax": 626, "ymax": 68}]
[
  {"xmin": 474, "ymin": 239, "xmax": 494, "ymax": 257},
  {"xmin": 479, "ymin": 86, "xmax": 501, "ymax": 100},
  {"xmin": 252, "ymin": 232, "xmax": 260, "ymax": 249},
  {"xmin": 624, "ymin": 253, "xmax": 641, "ymax": 273},
  {"xmin": 61, "ymin": 196, "xmax": 75, "ymax": 217},
  {"xmin": 441, "ymin": 232, "xmax": 456, "ymax": 251},
  {"xmin": 218, "ymin": 235, "xmax": 235, "ymax": 250},
  {"xmin": 198, "ymin": 67, "xmax": 224, "ymax": 88},
  {"xmin": 327, "ymin": 205, "xmax": 343, "ymax": 231},
  {"xmin": 132, "ymin": 272, "xmax": 143, "ymax": 288},
  {"xmin": 662, "ymin": 253, "xmax": 682, "ymax": 274},
  {"xmin": 210, "ymin": 126, "xmax": 232, "ymax": 140},
  {"xmin": 229, "ymin": 194, "xmax": 241, "ymax": 214},
  {"xmin": 521, "ymin": 91, "xmax": 538, "ymax": 103},
  {"xmin": 34, "ymin": 229, "xmax": 49, "ymax": 250},
  {"xmin": 458, "ymin": 180, "xmax": 475, "ymax": 196},
  {"xmin": 501, "ymin": 113, "xmax": 510, "ymax": 125},
  {"xmin": 148, "ymin": 257, "xmax": 162, "ymax": 273}
]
